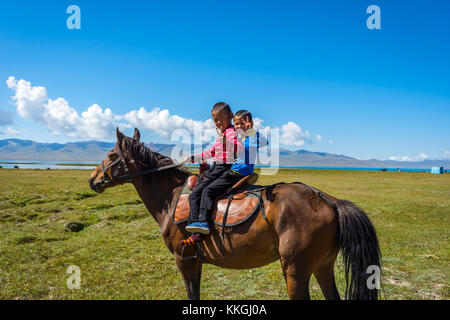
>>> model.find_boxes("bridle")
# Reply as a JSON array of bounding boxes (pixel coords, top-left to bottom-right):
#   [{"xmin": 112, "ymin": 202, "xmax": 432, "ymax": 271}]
[{"xmin": 99, "ymin": 147, "xmax": 183, "ymax": 185}]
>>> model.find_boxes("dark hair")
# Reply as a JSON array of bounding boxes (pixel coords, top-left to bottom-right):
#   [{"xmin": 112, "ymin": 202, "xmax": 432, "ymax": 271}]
[
  {"xmin": 120, "ymin": 137, "xmax": 173, "ymax": 168},
  {"xmin": 235, "ymin": 109, "xmax": 252, "ymax": 122},
  {"xmin": 212, "ymin": 102, "xmax": 233, "ymax": 116}
]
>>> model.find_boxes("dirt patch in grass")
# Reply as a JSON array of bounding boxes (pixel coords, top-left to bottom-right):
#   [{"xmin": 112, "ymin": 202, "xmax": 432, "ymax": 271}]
[{"xmin": 64, "ymin": 221, "xmax": 86, "ymax": 232}]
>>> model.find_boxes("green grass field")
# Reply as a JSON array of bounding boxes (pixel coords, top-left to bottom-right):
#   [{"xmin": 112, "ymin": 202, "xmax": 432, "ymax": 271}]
[{"xmin": 0, "ymin": 168, "xmax": 448, "ymax": 300}]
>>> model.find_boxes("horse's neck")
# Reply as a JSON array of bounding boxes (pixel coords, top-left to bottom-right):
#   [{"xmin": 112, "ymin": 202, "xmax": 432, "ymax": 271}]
[{"xmin": 132, "ymin": 170, "xmax": 189, "ymax": 227}]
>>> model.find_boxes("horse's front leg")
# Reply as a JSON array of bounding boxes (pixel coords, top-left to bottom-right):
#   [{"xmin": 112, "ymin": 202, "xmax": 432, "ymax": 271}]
[{"xmin": 176, "ymin": 255, "xmax": 203, "ymax": 300}]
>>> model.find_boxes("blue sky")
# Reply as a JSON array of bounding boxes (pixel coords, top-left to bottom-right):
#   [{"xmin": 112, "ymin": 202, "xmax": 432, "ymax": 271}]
[{"xmin": 0, "ymin": 0, "xmax": 449, "ymax": 161}]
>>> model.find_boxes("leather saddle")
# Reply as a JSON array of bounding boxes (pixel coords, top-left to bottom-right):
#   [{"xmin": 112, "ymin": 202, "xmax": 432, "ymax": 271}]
[
  {"xmin": 186, "ymin": 173, "xmax": 259, "ymax": 195},
  {"xmin": 173, "ymin": 172, "xmax": 263, "ymax": 227}
]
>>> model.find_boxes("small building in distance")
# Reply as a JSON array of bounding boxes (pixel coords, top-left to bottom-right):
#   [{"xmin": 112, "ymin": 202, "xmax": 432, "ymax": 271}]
[{"xmin": 431, "ymin": 167, "xmax": 444, "ymax": 174}]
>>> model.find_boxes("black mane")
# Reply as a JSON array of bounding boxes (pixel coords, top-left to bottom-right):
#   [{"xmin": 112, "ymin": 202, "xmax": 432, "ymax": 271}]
[{"xmin": 121, "ymin": 137, "xmax": 174, "ymax": 168}]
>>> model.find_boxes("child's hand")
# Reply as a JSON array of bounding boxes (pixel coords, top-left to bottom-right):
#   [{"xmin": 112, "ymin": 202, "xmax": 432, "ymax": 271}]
[
  {"xmin": 242, "ymin": 116, "xmax": 252, "ymax": 131},
  {"xmin": 181, "ymin": 156, "xmax": 191, "ymax": 164}
]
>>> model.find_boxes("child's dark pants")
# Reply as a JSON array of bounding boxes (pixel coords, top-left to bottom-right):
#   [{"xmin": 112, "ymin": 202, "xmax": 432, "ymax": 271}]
[{"xmin": 188, "ymin": 163, "xmax": 242, "ymax": 224}]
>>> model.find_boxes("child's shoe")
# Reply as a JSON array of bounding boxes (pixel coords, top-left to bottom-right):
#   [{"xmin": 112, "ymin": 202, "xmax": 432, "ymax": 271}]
[{"xmin": 185, "ymin": 222, "xmax": 210, "ymax": 234}]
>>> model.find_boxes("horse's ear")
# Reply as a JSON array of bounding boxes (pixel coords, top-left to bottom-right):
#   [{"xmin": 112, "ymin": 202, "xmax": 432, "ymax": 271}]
[
  {"xmin": 133, "ymin": 128, "xmax": 140, "ymax": 143},
  {"xmin": 116, "ymin": 127, "xmax": 125, "ymax": 143}
]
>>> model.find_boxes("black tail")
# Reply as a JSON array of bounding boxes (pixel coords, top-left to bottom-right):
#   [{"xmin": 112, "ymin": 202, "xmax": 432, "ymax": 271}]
[{"xmin": 336, "ymin": 200, "xmax": 382, "ymax": 300}]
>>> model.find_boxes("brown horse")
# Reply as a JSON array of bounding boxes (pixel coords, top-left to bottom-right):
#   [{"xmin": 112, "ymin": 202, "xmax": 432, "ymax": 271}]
[{"xmin": 88, "ymin": 128, "xmax": 382, "ymax": 300}]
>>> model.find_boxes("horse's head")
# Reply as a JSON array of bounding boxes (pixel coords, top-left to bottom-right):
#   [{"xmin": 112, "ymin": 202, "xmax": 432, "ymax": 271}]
[{"xmin": 89, "ymin": 127, "xmax": 143, "ymax": 193}]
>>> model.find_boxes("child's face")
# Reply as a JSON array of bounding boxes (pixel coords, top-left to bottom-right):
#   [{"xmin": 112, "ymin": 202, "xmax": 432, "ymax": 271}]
[
  {"xmin": 233, "ymin": 116, "xmax": 245, "ymax": 131},
  {"xmin": 211, "ymin": 110, "xmax": 232, "ymax": 132},
  {"xmin": 233, "ymin": 115, "xmax": 252, "ymax": 131}
]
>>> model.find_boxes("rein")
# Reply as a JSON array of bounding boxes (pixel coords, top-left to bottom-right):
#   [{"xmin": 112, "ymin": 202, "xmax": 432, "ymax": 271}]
[{"xmin": 115, "ymin": 163, "xmax": 184, "ymax": 181}]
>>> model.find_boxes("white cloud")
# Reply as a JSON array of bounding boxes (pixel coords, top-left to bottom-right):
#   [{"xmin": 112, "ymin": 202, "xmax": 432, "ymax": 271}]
[
  {"xmin": 6, "ymin": 76, "xmax": 219, "ymax": 141},
  {"xmin": 121, "ymin": 107, "xmax": 217, "ymax": 142},
  {"xmin": 6, "ymin": 76, "xmax": 47, "ymax": 122},
  {"xmin": 418, "ymin": 152, "xmax": 429, "ymax": 160},
  {"xmin": 7, "ymin": 77, "xmax": 117, "ymax": 139},
  {"xmin": 389, "ymin": 152, "xmax": 432, "ymax": 162},
  {"xmin": 389, "ymin": 155, "xmax": 414, "ymax": 162},
  {"xmin": 328, "ymin": 139, "xmax": 334, "ymax": 144},
  {"xmin": 6, "ymin": 76, "xmax": 323, "ymax": 147},
  {"xmin": 254, "ymin": 119, "xmax": 315, "ymax": 147},
  {"xmin": 5, "ymin": 127, "xmax": 21, "ymax": 135},
  {"xmin": 279, "ymin": 122, "xmax": 310, "ymax": 147},
  {"xmin": 78, "ymin": 104, "xmax": 117, "ymax": 139}
]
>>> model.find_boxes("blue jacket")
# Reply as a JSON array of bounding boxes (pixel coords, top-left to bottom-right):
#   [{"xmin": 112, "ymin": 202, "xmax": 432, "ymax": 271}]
[{"xmin": 231, "ymin": 129, "xmax": 268, "ymax": 176}]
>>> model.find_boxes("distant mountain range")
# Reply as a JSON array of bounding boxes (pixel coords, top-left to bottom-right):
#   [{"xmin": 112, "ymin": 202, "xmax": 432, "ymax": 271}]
[{"xmin": 0, "ymin": 138, "xmax": 449, "ymax": 169}]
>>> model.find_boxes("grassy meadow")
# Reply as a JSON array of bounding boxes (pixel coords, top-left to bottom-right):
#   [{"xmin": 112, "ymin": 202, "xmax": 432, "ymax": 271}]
[{"xmin": 0, "ymin": 168, "xmax": 448, "ymax": 300}]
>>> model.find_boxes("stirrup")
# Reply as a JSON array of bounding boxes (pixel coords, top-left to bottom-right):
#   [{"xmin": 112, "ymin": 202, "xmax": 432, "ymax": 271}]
[
  {"xmin": 181, "ymin": 244, "xmax": 199, "ymax": 261},
  {"xmin": 180, "ymin": 242, "xmax": 206, "ymax": 262}
]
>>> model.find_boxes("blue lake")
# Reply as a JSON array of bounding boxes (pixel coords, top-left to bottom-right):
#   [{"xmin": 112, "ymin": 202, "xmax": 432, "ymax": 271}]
[
  {"xmin": 257, "ymin": 166, "xmax": 432, "ymax": 172},
  {"xmin": 0, "ymin": 160, "xmax": 98, "ymax": 170},
  {"xmin": 0, "ymin": 160, "xmax": 437, "ymax": 172}
]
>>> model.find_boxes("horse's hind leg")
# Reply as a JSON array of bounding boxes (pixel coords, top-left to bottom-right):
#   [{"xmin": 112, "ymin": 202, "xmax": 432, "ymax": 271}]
[
  {"xmin": 280, "ymin": 257, "xmax": 312, "ymax": 300},
  {"xmin": 176, "ymin": 256, "xmax": 202, "ymax": 300},
  {"xmin": 314, "ymin": 260, "xmax": 341, "ymax": 300}
]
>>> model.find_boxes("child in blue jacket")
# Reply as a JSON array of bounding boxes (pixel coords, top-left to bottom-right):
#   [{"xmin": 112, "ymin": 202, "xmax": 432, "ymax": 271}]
[{"xmin": 231, "ymin": 109, "xmax": 268, "ymax": 176}]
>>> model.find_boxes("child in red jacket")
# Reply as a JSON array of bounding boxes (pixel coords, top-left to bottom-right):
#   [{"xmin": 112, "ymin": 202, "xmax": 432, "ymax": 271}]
[{"xmin": 182, "ymin": 102, "xmax": 243, "ymax": 238}]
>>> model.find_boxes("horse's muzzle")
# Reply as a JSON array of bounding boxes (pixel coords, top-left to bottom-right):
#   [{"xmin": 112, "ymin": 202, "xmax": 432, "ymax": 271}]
[
  {"xmin": 88, "ymin": 177, "xmax": 94, "ymax": 189},
  {"xmin": 89, "ymin": 177, "xmax": 104, "ymax": 193}
]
